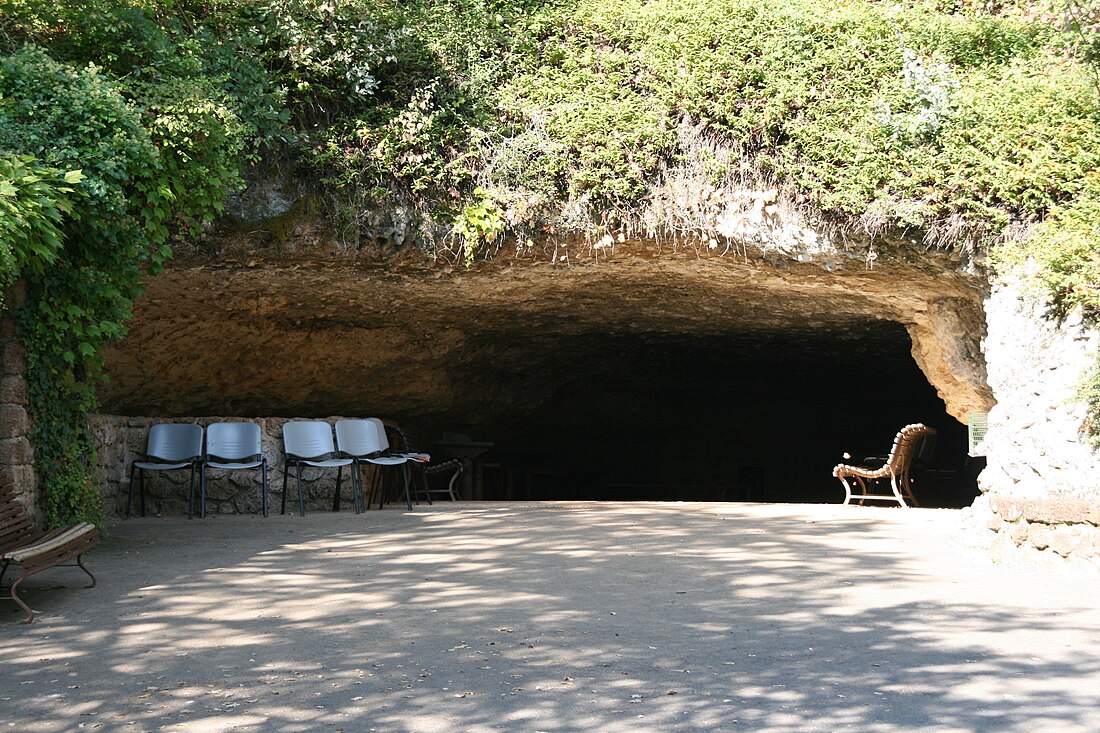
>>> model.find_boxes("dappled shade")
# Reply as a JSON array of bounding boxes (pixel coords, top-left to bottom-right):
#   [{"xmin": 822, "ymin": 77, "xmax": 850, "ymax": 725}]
[{"xmin": 2, "ymin": 505, "xmax": 1099, "ymax": 731}]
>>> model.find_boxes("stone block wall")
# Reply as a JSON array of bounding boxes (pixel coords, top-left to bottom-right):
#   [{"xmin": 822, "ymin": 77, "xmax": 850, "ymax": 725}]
[
  {"xmin": 91, "ymin": 415, "xmax": 392, "ymax": 517},
  {"xmin": 965, "ymin": 495, "xmax": 1100, "ymax": 572},
  {"xmin": 968, "ymin": 278, "xmax": 1100, "ymax": 570},
  {"xmin": 0, "ymin": 282, "xmax": 37, "ymax": 519}
]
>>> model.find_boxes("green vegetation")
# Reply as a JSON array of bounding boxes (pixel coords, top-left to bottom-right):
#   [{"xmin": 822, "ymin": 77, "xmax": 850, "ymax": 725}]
[{"xmin": 2, "ymin": 0, "xmax": 1100, "ymax": 521}]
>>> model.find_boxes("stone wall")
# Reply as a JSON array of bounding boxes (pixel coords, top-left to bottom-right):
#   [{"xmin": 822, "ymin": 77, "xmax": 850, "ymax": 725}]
[
  {"xmin": 91, "ymin": 415, "xmax": 397, "ymax": 517},
  {"xmin": 967, "ymin": 279, "xmax": 1100, "ymax": 570},
  {"xmin": 0, "ymin": 282, "xmax": 37, "ymax": 518}
]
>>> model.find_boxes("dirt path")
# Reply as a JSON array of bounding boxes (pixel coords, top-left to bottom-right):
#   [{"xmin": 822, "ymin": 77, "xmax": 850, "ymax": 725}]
[{"xmin": 3, "ymin": 502, "xmax": 1099, "ymax": 732}]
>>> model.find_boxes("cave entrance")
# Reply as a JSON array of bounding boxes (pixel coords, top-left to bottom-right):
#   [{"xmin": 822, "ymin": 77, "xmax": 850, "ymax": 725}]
[
  {"xmin": 426, "ymin": 320, "xmax": 977, "ymax": 508},
  {"xmin": 100, "ymin": 259, "xmax": 987, "ymax": 510}
]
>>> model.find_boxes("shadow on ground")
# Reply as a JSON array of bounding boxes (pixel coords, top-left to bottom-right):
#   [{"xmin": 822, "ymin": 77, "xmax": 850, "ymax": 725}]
[{"xmin": 2, "ymin": 502, "xmax": 1099, "ymax": 732}]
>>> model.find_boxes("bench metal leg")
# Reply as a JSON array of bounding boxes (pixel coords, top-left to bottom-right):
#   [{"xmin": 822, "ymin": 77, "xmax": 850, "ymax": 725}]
[
  {"xmin": 5, "ymin": 555, "xmax": 97, "ymax": 624},
  {"xmin": 9, "ymin": 573, "xmax": 34, "ymax": 623},
  {"xmin": 76, "ymin": 553, "xmax": 96, "ymax": 588}
]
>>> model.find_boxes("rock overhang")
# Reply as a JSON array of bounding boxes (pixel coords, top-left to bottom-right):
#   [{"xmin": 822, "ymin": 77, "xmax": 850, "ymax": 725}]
[{"xmin": 102, "ymin": 240, "xmax": 992, "ymax": 422}]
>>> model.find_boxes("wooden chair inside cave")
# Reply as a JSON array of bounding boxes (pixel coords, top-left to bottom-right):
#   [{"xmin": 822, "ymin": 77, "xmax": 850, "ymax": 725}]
[
  {"xmin": 832, "ymin": 423, "xmax": 937, "ymax": 508},
  {"xmin": 389, "ymin": 425, "xmax": 464, "ymax": 503}
]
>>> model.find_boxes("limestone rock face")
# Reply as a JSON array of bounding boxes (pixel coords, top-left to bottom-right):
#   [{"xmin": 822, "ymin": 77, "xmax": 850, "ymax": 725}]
[
  {"xmin": 101, "ymin": 240, "xmax": 993, "ymax": 427},
  {"xmin": 979, "ymin": 281, "xmax": 1100, "ymax": 501}
]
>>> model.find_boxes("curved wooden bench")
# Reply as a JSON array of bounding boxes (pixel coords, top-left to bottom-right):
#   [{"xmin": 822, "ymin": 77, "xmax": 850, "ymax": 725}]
[
  {"xmin": 1, "ymin": 478, "xmax": 98, "ymax": 623},
  {"xmin": 832, "ymin": 423, "xmax": 937, "ymax": 508}
]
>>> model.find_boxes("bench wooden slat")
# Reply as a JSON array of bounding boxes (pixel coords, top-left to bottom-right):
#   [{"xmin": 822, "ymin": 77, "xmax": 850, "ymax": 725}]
[{"xmin": 3, "ymin": 523, "xmax": 97, "ymax": 562}]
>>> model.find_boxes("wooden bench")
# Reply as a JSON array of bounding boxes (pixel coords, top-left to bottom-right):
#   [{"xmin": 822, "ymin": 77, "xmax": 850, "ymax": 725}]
[
  {"xmin": 832, "ymin": 423, "xmax": 937, "ymax": 508},
  {"xmin": 1, "ymin": 478, "xmax": 99, "ymax": 622}
]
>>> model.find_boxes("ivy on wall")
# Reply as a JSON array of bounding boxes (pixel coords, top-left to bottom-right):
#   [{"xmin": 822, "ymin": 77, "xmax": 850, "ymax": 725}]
[
  {"xmin": 0, "ymin": 49, "xmax": 162, "ymax": 525},
  {"xmin": 0, "ymin": 44, "xmax": 246, "ymax": 526}
]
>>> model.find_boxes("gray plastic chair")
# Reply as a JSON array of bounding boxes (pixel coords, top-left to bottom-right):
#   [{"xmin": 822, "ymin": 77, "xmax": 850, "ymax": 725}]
[
  {"xmin": 129, "ymin": 423, "xmax": 204, "ymax": 518},
  {"xmin": 197, "ymin": 422, "xmax": 268, "ymax": 519},
  {"xmin": 282, "ymin": 421, "xmax": 356, "ymax": 516},
  {"xmin": 335, "ymin": 419, "xmax": 415, "ymax": 511}
]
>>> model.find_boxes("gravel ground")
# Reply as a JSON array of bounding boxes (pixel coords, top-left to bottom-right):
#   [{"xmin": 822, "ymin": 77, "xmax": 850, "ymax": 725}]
[{"xmin": 2, "ymin": 501, "xmax": 1099, "ymax": 732}]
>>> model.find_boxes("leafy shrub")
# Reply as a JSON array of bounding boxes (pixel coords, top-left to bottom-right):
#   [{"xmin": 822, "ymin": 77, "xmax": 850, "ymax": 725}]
[
  {"xmin": 0, "ymin": 155, "xmax": 83, "ymax": 289},
  {"xmin": 1, "ymin": 48, "xmax": 168, "ymax": 524},
  {"xmin": 259, "ymin": 0, "xmax": 411, "ymax": 123}
]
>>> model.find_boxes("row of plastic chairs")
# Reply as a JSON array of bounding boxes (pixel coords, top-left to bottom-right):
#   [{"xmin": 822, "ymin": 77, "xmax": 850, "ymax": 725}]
[
  {"xmin": 128, "ymin": 419, "xmax": 456, "ymax": 519},
  {"xmin": 282, "ymin": 418, "xmax": 422, "ymax": 517}
]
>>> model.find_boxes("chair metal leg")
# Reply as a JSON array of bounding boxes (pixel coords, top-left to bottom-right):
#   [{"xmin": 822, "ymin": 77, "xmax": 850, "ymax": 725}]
[
  {"xmin": 359, "ymin": 464, "xmax": 366, "ymax": 513},
  {"xmin": 375, "ymin": 467, "xmax": 385, "ymax": 510},
  {"xmin": 348, "ymin": 462, "xmax": 358, "ymax": 514},
  {"xmin": 296, "ymin": 463, "xmax": 305, "ymax": 517},
  {"xmin": 351, "ymin": 462, "xmax": 363, "ymax": 514},
  {"xmin": 188, "ymin": 463, "xmax": 197, "ymax": 518},
  {"xmin": 139, "ymin": 468, "xmax": 147, "ymax": 517},
  {"xmin": 189, "ymin": 465, "xmax": 200, "ymax": 520},
  {"xmin": 199, "ymin": 463, "xmax": 207, "ymax": 519},
  {"xmin": 261, "ymin": 459, "xmax": 269, "ymax": 518},
  {"xmin": 281, "ymin": 463, "xmax": 290, "ymax": 515},
  {"xmin": 333, "ymin": 466, "xmax": 343, "ymax": 512},
  {"xmin": 127, "ymin": 464, "xmax": 137, "ymax": 518},
  {"xmin": 381, "ymin": 468, "xmax": 391, "ymax": 509},
  {"xmin": 358, "ymin": 465, "xmax": 367, "ymax": 510},
  {"xmin": 402, "ymin": 465, "xmax": 413, "ymax": 511}
]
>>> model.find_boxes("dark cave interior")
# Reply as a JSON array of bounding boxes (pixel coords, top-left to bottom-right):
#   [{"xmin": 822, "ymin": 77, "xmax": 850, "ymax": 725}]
[{"xmin": 408, "ymin": 320, "xmax": 979, "ymax": 508}]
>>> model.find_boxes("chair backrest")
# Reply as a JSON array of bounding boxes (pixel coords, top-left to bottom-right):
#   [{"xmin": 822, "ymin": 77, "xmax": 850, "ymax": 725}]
[
  {"xmin": 283, "ymin": 421, "xmax": 336, "ymax": 460},
  {"xmin": 388, "ymin": 423, "xmax": 414, "ymax": 452},
  {"xmin": 206, "ymin": 422, "xmax": 262, "ymax": 461},
  {"xmin": 335, "ymin": 419, "xmax": 385, "ymax": 458},
  {"xmin": 916, "ymin": 430, "xmax": 937, "ymax": 464},
  {"xmin": 146, "ymin": 423, "xmax": 203, "ymax": 463},
  {"xmin": 886, "ymin": 424, "xmax": 937, "ymax": 472},
  {"xmin": 366, "ymin": 418, "xmax": 392, "ymax": 452}
]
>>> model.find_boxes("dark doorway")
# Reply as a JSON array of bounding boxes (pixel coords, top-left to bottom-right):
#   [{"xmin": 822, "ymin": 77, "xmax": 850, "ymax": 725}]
[{"xmin": 420, "ymin": 320, "xmax": 977, "ymax": 508}]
